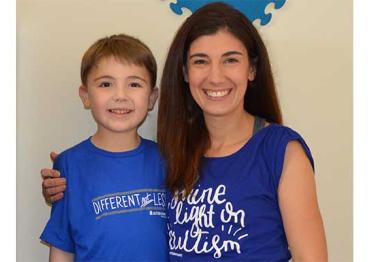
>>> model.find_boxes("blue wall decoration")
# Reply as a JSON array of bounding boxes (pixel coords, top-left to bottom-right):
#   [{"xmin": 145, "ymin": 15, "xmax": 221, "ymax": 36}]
[{"xmin": 169, "ymin": 0, "xmax": 286, "ymax": 26}]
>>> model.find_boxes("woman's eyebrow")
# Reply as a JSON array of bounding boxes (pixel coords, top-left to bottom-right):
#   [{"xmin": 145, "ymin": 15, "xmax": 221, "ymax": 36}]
[
  {"xmin": 188, "ymin": 51, "xmax": 244, "ymax": 60},
  {"xmin": 222, "ymin": 51, "xmax": 244, "ymax": 57},
  {"xmin": 188, "ymin": 53, "xmax": 208, "ymax": 60}
]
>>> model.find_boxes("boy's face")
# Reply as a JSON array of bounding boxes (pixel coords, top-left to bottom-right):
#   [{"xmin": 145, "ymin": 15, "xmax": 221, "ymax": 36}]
[{"xmin": 79, "ymin": 56, "xmax": 158, "ymax": 136}]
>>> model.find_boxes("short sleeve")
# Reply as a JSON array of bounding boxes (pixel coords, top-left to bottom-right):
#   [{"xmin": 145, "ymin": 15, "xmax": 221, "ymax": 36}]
[
  {"xmin": 267, "ymin": 126, "xmax": 315, "ymax": 190},
  {"xmin": 40, "ymin": 154, "xmax": 75, "ymax": 253}
]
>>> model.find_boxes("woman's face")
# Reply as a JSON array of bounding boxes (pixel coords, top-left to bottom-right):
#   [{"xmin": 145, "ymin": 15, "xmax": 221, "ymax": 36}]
[{"xmin": 186, "ymin": 30, "xmax": 255, "ymax": 119}]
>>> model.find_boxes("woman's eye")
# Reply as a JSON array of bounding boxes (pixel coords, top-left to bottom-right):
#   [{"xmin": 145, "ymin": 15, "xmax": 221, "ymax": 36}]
[
  {"xmin": 129, "ymin": 82, "xmax": 142, "ymax": 88},
  {"xmin": 193, "ymin": 59, "xmax": 208, "ymax": 65},
  {"xmin": 224, "ymin": 58, "xmax": 238, "ymax": 64},
  {"xmin": 98, "ymin": 82, "xmax": 112, "ymax": 88}
]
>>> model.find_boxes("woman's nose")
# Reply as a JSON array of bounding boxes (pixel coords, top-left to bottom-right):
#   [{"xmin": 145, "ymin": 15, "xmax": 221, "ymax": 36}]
[{"xmin": 208, "ymin": 63, "xmax": 225, "ymax": 84}]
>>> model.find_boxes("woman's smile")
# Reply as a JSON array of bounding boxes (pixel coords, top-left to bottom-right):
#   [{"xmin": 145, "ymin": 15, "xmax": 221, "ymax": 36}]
[{"xmin": 203, "ymin": 88, "xmax": 232, "ymax": 99}]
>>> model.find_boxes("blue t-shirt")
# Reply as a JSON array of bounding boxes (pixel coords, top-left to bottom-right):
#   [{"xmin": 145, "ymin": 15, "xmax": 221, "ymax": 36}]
[
  {"xmin": 40, "ymin": 137, "xmax": 169, "ymax": 261},
  {"xmin": 167, "ymin": 124, "xmax": 314, "ymax": 261}
]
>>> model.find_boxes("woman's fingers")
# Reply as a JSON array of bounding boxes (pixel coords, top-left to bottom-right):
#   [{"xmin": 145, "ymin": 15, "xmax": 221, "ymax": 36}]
[
  {"xmin": 41, "ymin": 168, "xmax": 60, "ymax": 179},
  {"xmin": 41, "ymin": 168, "xmax": 66, "ymax": 204},
  {"xmin": 45, "ymin": 184, "xmax": 66, "ymax": 196},
  {"xmin": 49, "ymin": 151, "xmax": 58, "ymax": 162},
  {"xmin": 47, "ymin": 192, "xmax": 64, "ymax": 204}
]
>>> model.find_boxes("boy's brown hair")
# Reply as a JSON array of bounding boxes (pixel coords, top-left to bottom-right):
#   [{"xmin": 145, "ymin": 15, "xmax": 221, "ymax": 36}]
[{"xmin": 80, "ymin": 34, "xmax": 157, "ymax": 87}]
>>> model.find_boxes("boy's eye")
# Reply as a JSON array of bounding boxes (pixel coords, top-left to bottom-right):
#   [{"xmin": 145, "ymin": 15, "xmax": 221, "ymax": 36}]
[
  {"xmin": 98, "ymin": 82, "xmax": 112, "ymax": 88},
  {"xmin": 129, "ymin": 82, "xmax": 142, "ymax": 88}
]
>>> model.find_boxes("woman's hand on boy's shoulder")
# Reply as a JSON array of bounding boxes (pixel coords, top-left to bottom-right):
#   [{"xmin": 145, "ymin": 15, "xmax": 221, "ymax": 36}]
[{"xmin": 40, "ymin": 151, "xmax": 66, "ymax": 205}]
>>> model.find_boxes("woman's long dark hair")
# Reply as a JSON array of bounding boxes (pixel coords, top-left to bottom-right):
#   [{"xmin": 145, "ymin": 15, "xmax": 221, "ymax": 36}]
[{"xmin": 158, "ymin": 2, "xmax": 282, "ymax": 195}]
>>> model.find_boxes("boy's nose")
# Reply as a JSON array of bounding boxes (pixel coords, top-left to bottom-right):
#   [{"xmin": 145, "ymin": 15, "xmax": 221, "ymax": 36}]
[{"xmin": 113, "ymin": 87, "xmax": 128, "ymax": 102}]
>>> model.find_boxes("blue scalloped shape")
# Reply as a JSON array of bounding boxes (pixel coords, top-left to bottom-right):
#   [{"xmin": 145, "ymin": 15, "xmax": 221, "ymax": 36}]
[{"xmin": 169, "ymin": 0, "xmax": 286, "ymax": 25}]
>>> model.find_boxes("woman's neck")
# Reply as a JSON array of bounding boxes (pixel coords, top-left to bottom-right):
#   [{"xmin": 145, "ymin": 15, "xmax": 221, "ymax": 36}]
[{"xmin": 204, "ymin": 110, "xmax": 254, "ymax": 157}]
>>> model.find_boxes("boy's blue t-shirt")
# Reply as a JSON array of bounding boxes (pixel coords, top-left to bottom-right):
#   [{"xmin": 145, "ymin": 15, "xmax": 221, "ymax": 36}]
[
  {"xmin": 40, "ymin": 137, "xmax": 169, "ymax": 261},
  {"xmin": 167, "ymin": 124, "xmax": 314, "ymax": 261}
]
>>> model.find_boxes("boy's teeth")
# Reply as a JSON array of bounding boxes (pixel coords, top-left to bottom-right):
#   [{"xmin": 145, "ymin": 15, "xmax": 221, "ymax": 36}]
[
  {"xmin": 110, "ymin": 109, "xmax": 130, "ymax": 114},
  {"xmin": 205, "ymin": 89, "xmax": 230, "ymax": 97}
]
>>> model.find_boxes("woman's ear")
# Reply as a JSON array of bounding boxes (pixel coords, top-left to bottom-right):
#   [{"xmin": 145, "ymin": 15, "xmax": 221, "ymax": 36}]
[
  {"xmin": 248, "ymin": 65, "xmax": 256, "ymax": 81},
  {"xmin": 148, "ymin": 87, "xmax": 159, "ymax": 111},
  {"xmin": 183, "ymin": 66, "xmax": 189, "ymax": 83},
  {"xmin": 79, "ymin": 85, "xmax": 91, "ymax": 109}
]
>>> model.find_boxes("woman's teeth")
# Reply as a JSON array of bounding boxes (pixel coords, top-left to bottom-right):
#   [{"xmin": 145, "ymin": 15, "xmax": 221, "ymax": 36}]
[{"xmin": 205, "ymin": 89, "xmax": 230, "ymax": 98}]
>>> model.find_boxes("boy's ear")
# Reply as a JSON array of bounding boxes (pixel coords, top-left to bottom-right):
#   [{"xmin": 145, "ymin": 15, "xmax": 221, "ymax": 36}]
[
  {"xmin": 79, "ymin": 85, "xmax": 90, "ymax": 109},
  {"xmin": 148, "ymin": 87, "xmax": 159, "ymax": 111},
  {"xmin": 183, "ymin": 66, "xmax": 189, "ymax": 83}
]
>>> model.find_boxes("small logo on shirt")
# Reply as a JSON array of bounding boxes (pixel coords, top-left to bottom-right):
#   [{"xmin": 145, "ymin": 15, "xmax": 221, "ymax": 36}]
[{"xmin": 149, "ymin": 210, "xmax": 167, "ymax": 218}]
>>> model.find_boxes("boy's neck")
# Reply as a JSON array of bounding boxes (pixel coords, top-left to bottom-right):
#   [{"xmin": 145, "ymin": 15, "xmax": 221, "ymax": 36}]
[{"xmin": 91, "ymin": 129, "xmax": 141, "ymax": 153}]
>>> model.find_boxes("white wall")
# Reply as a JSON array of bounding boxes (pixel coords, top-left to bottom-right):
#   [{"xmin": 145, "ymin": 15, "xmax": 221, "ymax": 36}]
[{"xmin": 17, "ymin": 0, "xmax": 352, "ymax": 261}]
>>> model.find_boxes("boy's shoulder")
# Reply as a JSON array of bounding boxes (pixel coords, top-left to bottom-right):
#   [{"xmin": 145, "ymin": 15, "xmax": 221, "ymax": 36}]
[
  {"xmin": 138, "ymin": 138, "xmax": 163, "ymax": 160},
  {"xmin": 56, "ymin": 138, "xmax": 91, "ymax": 163},
  {"xmin": 141, "ymin": 137, "xmax": 159, "ymax": 151}
]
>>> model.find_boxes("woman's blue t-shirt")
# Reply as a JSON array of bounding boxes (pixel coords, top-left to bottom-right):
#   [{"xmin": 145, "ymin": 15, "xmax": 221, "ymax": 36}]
[{"xmin": 167, "ymin": 124, "xmax": 314, "ymax": 261}]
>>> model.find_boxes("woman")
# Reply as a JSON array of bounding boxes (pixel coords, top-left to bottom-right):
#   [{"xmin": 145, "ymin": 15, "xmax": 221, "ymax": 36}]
[{"xmin": 42, "ymin": 2, "xmax": 327, "ymax": 261}]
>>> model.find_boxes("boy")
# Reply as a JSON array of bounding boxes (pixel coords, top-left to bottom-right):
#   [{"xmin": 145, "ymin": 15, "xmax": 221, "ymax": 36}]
[{"xmin": 40, "ymin": 34, "xmax": 169, "ymax": 261}]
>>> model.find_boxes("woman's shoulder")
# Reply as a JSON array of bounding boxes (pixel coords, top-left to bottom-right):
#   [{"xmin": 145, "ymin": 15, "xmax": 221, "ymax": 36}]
[
  {"xmin": 258, "ymin": 123, "xmax": 305, "ymax": 142},
  {"xmin": 258, "ymin": 122, "xmax": 314, "ymax": 170}
]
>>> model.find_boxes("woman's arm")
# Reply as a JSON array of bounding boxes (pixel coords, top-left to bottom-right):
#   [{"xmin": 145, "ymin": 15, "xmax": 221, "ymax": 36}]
[
  {"xmin": 49, "ymin": 246, "xmax": 74, "ymax": 262},
  {"xmin": 278, "ymin": 141, "xmax": 328, "ymax": 261}
]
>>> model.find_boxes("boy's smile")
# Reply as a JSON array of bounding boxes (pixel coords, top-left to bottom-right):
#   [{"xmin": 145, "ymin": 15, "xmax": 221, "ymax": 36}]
[
  {"xmin": 79, "ymin": 56, "xmax": 158, "ymax": 140},
  {"xmin": 108, "ymin": 108, "xmax": 132, "ymax": 115}
]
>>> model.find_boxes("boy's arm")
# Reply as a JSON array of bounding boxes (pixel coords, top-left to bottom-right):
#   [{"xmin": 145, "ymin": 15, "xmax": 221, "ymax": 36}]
[{"xmin": 49, "ymin": 246, "xmax": 74, "ymax": 262}]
